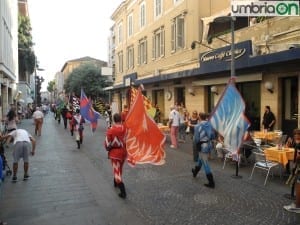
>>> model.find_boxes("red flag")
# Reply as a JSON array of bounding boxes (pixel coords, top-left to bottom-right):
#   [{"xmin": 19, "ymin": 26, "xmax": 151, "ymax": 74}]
[
  {"xmin": 130, "ymin": 87, "xmax": 156, "ymax": 118},
  {"xmin": 125, "ymin": 89, "xmax": 166, "ymax": 166}
]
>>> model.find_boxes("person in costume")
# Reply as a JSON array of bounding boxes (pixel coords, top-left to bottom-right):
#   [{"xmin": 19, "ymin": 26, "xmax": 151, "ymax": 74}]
[
  {"xmin": 104, "ymin": 113, "xmax": 127, "ymax": 199},
  {"xmin": 72, "ymin": 109, "xmax": 85, "ymax": 149}
]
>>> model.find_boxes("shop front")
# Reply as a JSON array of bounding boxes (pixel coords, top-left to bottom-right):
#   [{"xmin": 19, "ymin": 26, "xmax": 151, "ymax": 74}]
[{"xmin": 111, "ymin": 40, "xmax": 300, "ymax": 135}]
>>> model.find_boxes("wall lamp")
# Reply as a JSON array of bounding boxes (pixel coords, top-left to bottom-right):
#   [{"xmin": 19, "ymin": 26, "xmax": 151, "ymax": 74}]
[
  {"xmin": 187, "ymin": 87, "xmax": 195, "ymax": 96},
  {"xmin": 191, "ymin": 40, "xmax": 214, "ymax": 50},
  {"xmin": 264, "ymin": 81, "xmax": 273, "ymax": 93},
  {"xmin": 211, "ymin": 86, "xmax": 218, "ymax": 95}
]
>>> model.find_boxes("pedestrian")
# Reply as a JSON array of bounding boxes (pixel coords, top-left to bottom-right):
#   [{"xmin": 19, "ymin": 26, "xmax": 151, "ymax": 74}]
[
  {"xmin": 284, "ymin": 128, "xmax": 300, "ymax": 213},
  {"xmin": 61, "ymin": 105, "xmax": 69, "ymax": 129},
  {"xmin": 0, "ymin": 129, "xmax": 36, "ymax": 182},
  {"xmin": 105, "ymin": 104, "xmax": 112, "ymax": 128},
  {"xmin": 32, "ymin": 107, "xmax": 44, "ymax": 136},
  {"xmin": 262, "ymin": 105, "xmax": 276, "ymax": 131},
  {"xmin": 104, "ymin": 113, "xmax": 127, "ymax": 199},
  {"xmin": 55, "ymin": 106, "xmax": 61, "ymax": 124},
  {"xmin": 168, "ymin": 106, "xmax": 180, "ymax": 149},
  {"xmin": 188, "ymin": 110, "xmax": 199, "ymax": 161},
  {"xmin": 192, "ymin": 112, "xmax": 216, "ymax": 188},
  {"xmin": 5, "ymin": 107, "xmax": 19, "ymax": 133},
  {"xmin": 66, "ymin": 106, "xmax": 74, "ymax": 136},
  {"xmin": 72, "ymin": 109, "xmax": 85, "ymax": 149},
  {"xmin": 178, "ymin": 107, "xmax": 188, "ymax": 143},
  {"xmin": 154, "ymin": 104, "xmax": 161, "ymax": 123}
]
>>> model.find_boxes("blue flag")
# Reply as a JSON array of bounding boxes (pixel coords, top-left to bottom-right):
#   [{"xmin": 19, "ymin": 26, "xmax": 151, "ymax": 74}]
[
  {"xmin": 209, "ymin": 79, "xmax": 250, "ymax": 153},
  {"xmin": 80, "ymin": 89, "xmax": 101, "ymax": 132}
]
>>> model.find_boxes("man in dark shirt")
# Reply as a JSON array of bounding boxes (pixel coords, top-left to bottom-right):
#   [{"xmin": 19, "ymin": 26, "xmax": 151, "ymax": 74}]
[{"xmin": 262, "ymin": 105, "xmax": 276, "ymax": 131}]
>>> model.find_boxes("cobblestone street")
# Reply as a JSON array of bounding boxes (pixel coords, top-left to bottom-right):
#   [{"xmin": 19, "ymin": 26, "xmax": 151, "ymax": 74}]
[{"xmin": 0, "ymin": 114, "xmax": 299, "ymax": 225}]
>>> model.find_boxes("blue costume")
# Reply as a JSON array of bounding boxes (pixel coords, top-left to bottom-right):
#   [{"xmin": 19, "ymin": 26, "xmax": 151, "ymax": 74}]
[{"xmin": 192, "ymin": 115, "xmax": 215, "ymax": 188}]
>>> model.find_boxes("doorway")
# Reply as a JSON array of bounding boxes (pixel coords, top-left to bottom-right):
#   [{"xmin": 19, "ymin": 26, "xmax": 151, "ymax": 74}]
[
  {"xmin": 236, "ymin": 81, "xmax": 261, "ymax": 131},
  {"xmin": 281, "ymin": 76, "xmax": 298, "ymax": 137}
]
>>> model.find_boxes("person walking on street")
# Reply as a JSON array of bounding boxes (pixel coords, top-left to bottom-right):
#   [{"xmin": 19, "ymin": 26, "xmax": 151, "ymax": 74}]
[
  {"xmin": 192, "ymin": 112, "xmax": 216, "ymax": 188},
  {"xmin": 104, "ymin": 113, "xmax": 127, "ymax": 199},
  {"xmin": 72, "ymin": 109, "xmax": 85, "ymax": 149},
  {"xmin": 61, "ymin": 105, "xmax": 69, "ymax": 129},
  {"xmin": 5, "ymin": 107, "xmax": 19, "ymax": 132},
  {"xmin": 1, "ymin": 129, "xmax": 36, "ymax": 182},
  {"xmin": 178, "ymin": 107, "xmax": 188, "ymax": 143},
  {"xmin": 32, "ymin": 107, "xmax": 44, "ymax": 136},
  {"xmin": 262, "ymin": 105, "xmax": 276, "ymax": 131},
  {"xmin": 168, "ymin": 106, "xmax": 180, "ymax": 149}
]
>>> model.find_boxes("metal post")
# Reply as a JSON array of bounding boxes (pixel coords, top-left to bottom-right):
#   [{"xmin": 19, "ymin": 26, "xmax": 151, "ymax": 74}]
[{"xmin": 230, "ymin": 17, "xmax": 235, "ymax": 78}]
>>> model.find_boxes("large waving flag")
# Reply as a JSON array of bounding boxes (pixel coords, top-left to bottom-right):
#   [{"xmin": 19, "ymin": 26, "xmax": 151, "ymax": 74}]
[
  {"xmin": 209, "ymin": 79, "xmax": 250, "ymax": 155},
  {"xmin": 125, "ymin": 89, "xmax": 166, "ymax": 166},
  {"xmin": 130, "ymin": 87, "xmax": 156, "ymax": 118},
  {"xmin": 80, "ymin": 89, "xmax": 101, "ymax": 132}
]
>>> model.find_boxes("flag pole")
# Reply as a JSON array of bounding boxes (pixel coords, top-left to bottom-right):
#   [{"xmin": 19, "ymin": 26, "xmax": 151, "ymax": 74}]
[{"xmin": 229, "ymin": 16, "xmax": 242, "ymax": 179}]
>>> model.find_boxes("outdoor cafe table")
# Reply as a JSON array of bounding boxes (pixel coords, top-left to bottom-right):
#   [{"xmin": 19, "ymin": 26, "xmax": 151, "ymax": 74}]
[
  {"xmin": 264, "ymin": 147, "xmax": 295, "ymax": 166},
  {"xmin": 253, "ymin": 131, "xmax": 277, "ymax": 142}
]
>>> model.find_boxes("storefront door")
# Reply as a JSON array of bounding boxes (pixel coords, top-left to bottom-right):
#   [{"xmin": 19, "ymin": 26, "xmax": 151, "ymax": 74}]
[
  {"xmin": 236, "ymin": 81, "xmax": 261, "ymax": 131},
  {"xmin": 282, "ymin": 76, "xmax": 298, "ymax": 137}
]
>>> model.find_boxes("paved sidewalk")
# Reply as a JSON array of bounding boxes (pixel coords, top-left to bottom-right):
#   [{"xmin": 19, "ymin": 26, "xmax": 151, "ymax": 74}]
[{"xmin": 0, "ymin": 114, "xmax": 299, "ymax": 225}]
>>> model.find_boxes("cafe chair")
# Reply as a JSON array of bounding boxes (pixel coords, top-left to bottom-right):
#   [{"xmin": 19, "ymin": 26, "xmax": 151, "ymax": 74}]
[
  {"xmin": 222, "ymin": 151, "xmax": 240, "ymax": 169},
  {"xmin": 249, "ymin": 151, "xmax": 280, "ymax": 186}
]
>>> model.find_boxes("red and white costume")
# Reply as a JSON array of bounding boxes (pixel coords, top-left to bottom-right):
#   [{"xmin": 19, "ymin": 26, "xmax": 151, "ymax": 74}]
[{"xmin": 104, "ymin": 124, "xmax": 127, "ymax": 184}]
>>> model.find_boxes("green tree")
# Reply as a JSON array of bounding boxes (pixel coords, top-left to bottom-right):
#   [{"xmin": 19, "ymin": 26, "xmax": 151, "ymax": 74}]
[
  {"xmin": 18, "ymin": 15, "xmax": 36, "ymax": 80},
  {"xmin": 47, "ymin": 80, "xmax": 56, "ymax": 93},
  {"xmin": 64, "ymin": 63, "xmax": 110, "ymax": 99}
]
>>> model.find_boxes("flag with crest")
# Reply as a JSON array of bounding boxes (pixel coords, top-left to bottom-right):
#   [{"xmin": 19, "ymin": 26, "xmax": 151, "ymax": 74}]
[
  {"xmin": 125, "ymin": 88, "xmax": 166, "ymax": 166},
  {"xmin": 130, "ymin": 87, "xmax": 156, "ymax": 118}
]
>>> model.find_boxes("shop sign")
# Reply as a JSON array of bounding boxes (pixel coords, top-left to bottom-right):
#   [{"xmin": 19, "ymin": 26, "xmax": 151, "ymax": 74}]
[{"xmin": 200, "ymin": 48, "xmax": 246, "ymax": 63}]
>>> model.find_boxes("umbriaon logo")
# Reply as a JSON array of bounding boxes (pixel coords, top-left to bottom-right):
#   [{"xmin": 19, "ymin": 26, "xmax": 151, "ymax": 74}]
[{"xmin": 231, "ymin": 1, "xmax": 300, "ymax": 16}]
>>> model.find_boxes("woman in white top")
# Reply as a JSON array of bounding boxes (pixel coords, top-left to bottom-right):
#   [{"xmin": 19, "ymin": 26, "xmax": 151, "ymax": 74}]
[{"xmin": 32, "ymin": 107, "xmax": 44, "ymax": 136}]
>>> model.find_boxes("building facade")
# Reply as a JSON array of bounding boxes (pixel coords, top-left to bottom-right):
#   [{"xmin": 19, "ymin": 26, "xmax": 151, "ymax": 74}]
[
  {"xmin": 108, "ymin": 0, "xmax": 300, "ymax": 137},
  {"xmin": 0, "ymin": 0, "xmax": 18, "ymax": 118},
  {"xmin": 59, "ymin": 56, "xmax": 108, "ymax": 95}
]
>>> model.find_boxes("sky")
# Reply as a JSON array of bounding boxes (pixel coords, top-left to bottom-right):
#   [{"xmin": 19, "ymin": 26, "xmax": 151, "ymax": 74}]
[{"xmin": 28, "ymin": 0, "xmax": 123, "ymax": 90}]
